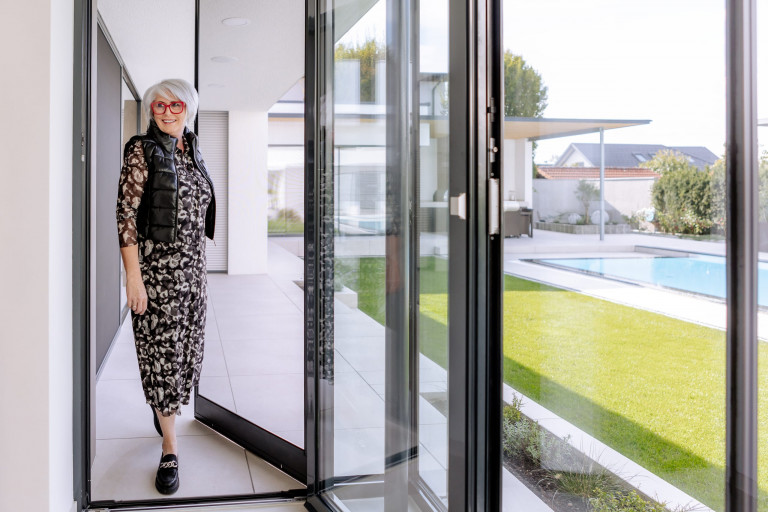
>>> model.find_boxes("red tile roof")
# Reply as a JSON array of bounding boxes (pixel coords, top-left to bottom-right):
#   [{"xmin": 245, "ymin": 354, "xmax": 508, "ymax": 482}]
[{"xmin": 536, "ymin": 166, "xmax": 661, "ymax": 180}]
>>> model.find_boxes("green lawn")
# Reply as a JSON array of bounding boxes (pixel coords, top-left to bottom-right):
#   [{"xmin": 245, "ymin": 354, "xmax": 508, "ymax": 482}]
[
  {"xmin": 267, "ymin": 219, "xmax": 304, "ymax": 234},
  {"xmin": 335, "ymin": 256, "xmax": 768, "ymax": 511}
]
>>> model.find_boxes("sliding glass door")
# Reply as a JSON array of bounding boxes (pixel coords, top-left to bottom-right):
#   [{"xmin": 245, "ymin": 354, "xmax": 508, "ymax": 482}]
[{"xmin": 305, "ymin": 0, "xmax": 503, "ymax": 509}]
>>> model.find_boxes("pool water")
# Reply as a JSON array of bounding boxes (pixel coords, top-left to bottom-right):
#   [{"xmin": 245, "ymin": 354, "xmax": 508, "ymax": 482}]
[{"xmin": 536, "ymin": 254, "xmax": 768, "ymax": 307}]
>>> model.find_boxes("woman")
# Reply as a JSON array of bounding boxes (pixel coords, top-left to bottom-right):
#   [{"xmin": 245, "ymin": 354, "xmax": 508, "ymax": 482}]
[{"xmin": 116, "ymin": 78, "xmax": 215, "ymax": 495}]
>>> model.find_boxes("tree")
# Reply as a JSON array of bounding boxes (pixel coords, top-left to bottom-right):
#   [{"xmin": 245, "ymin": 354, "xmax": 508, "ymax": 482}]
[
  {"xmin": 641, "ymin": 149, "xmax": 696, "ymax": 175},
  {"xmin": 575, "ymin": 180, "xmax": 600, "ymax": 224},
  {"xmin": 335, "ymin": 39, "xmax": 386, "ymax": 103},
  {"xmin": 504, "ymin": 51, "xmax": 548, "ymax": 118}
]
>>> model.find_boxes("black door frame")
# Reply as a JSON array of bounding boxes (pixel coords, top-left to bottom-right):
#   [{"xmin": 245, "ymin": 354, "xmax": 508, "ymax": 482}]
[
  {"xmin": 70, "ymin": 0, "xmax": 768, "ymax": 510},
  {"xmin": 72, "ymin": 0, "xmax": 310, "ymax": 508},
  {"xmin": 446, "ymin": 0, "xmax": 503, "ymax": 509}
]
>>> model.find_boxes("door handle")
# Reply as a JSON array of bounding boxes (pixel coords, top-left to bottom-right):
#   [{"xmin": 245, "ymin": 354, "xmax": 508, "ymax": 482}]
[{"xmin": 450, "ymin": 193, "xmax": 466, "ymax": 220}]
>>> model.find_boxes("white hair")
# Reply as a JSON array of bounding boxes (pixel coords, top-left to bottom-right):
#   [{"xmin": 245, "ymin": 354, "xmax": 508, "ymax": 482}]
[{"xmin": 142, "ymin": 78, "xmax": 199, "ymax": 132}]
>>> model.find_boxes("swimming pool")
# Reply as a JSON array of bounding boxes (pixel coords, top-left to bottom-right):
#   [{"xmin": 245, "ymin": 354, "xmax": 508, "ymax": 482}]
[{"xmin": 534, "ymin": 254, "xmax": 768, "ymax": 307}]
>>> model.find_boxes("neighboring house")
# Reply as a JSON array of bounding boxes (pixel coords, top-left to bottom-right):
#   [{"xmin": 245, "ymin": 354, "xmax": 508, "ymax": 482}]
[{"xmin": 554, "ymin": 143, "xmax": 719, "ymax": 170}]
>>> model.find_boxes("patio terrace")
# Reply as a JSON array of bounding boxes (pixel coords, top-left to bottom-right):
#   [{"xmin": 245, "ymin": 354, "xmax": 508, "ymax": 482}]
[{"xmin": 94, "ymin": 229, "xmax": 748, "ymax": 511}]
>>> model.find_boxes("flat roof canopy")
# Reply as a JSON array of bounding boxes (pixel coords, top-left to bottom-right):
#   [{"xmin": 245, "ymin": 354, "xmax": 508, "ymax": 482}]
[{"xmin": 504, "ymin": 117, "xmax": 651, "ymax": 141}]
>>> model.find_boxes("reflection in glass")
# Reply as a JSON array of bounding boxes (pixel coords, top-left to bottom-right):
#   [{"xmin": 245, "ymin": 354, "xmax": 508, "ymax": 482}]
[
  {"xmin": 195, "ymin": 0, "xmax": 306, "ymax": 449},
  {"xmin": 502, "ymin": 1, "xmax": 727, "ymax": 510},
  {"xmin": 322, "ymin": 0, "xmax": 450, "ymax": 508}
]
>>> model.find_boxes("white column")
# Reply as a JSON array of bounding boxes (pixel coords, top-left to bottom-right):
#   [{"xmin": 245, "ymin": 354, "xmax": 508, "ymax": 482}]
[
  {"xmin": 502, "ymin": 138, "xmax": 517, "ymax": 201},
  {"xmin": 523, "ymin": 140, "xmax": 534, "ymax": 207},
  {"xmin": 228, "ymin": 111, "xmax": 269, "ymax": 274},
  {"xmin": 502, "ymin": 139, "xmax": 533, "ymax": 206},
  {"xmin": 0, "ymin": 1, "xmax": 75, "ymax": 511}
]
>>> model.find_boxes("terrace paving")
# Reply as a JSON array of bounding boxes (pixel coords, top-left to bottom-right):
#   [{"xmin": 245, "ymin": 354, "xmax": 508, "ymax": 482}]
[{"xmin": 94, "ymin": 229, "xmax": 741, "ymax": 510}]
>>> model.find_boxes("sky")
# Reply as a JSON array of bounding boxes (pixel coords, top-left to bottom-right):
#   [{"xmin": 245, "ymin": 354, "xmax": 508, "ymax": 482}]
[{"xmin": 340, "ymin": 0, "xmax": 768, "ymax": 164}]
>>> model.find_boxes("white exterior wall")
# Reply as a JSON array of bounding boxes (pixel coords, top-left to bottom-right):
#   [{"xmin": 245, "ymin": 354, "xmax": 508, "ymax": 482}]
[
  {"xmin": 533, "ymin": 178, "xmax": 656, "ymax": 222},
  {"xmin": 503, "ymin": 138, "xmax": 533, "ymax": 206},
  {"xmin": 268, "ymin": 118, "xmax": 303, "ymax": 145},
  {"xmin": 228, "ymin": 111, "xmax": 269, "ymax": 274},
  {"xmin": 0, "ymin": 1, "xmax": 75, "ymax": 511}
]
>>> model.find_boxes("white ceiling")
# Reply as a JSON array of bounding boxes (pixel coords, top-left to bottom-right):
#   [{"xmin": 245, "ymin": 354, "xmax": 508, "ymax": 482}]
[
  {"xmin": 98, "ymin": 0, "xmax": 378, "ymax": 112},
  {"xmin": 98, "ymin": 0, "xmax": 303, "ymax": 111},
  {"xmin": 98, "ymin": 0, "xmax": 196, "ymax": 99},
  {"xmin": 197, "ymin": 0, "xmax": 305, "ymax": 111}
]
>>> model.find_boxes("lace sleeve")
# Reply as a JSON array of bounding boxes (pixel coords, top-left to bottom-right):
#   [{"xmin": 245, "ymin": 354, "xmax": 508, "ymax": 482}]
[{"xmin": 116, "ymin": 139, "xmax": 148, "ymax": 247}]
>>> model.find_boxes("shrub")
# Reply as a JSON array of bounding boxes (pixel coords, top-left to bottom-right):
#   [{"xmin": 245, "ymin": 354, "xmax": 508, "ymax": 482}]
[
  {"xmin": 503, "ymin": 398, "xmax": 668, "ymax": 508},
  {"xmin": 652, "ymin": 164, "xmax": 712, "ymax": 235},
  {"xmin": 589, "ymin": 489, "xmax": 667, "ymax": 512},
  {"xmin": 554, "ymin": 458, "xmax": 621, "ymax": 500},
  {"xmin": 502, "ymin": 399, "xmax": 562, "ymax": 467}
]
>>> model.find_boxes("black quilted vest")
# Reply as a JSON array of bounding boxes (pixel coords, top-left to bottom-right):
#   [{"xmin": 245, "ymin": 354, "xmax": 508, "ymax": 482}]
[{"xmin": 126, "ymin": 120, "xmax": 216, "ymax": 243}]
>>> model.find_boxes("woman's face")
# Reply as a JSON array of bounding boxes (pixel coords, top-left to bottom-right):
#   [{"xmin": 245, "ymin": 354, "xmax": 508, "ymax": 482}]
[{"xmin": 152, "ymin": 94, "xmax": 187, "ymax": 139}]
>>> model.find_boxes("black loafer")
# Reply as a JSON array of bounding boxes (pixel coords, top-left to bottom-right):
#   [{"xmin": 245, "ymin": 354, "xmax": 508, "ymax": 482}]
[
  {"xmin": 155, "ymin": 453, "xmax": 179, "ymax": 495},
  {"xmin": 150, "ymin": 405, "xmax": 162, "ymax": 437}
]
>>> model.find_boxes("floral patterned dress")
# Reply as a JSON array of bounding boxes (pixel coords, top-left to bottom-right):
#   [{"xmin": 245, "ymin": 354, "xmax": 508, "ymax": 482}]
[{"xmin": 116, "ymin": 138, "xmax": 212, "ymax": 417}]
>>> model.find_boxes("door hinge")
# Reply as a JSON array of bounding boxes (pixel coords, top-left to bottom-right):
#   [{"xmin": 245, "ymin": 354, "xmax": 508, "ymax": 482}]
[
  {"xmin": 488, "ymin": 97, "xmax": 497, "ymax": 122},
  {"xmin": 488, "ymin": 136, "xmax": 499, "ymax": 163},
  {"xmin": 489, "ymin": 178, "xmax": 500, "ymax": 235}
]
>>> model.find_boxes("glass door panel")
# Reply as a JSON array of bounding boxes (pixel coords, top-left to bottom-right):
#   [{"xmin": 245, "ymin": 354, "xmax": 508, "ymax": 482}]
[
  {"xmin": 312, "ymin": 0, "xmax": 454, "ymax": 509},
  {"xmin": 194, "ymin": 0, "xmax": 308, "ymax": 483},
  {"xmin": 500, "ymin": 1, "xmax": 727, "ymax": 510}
]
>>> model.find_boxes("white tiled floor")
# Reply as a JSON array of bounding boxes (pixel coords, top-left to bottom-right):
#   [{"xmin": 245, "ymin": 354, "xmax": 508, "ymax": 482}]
[
  {"xmin": 200, "ymin": 245, "xmax": 306, "ymax": 447},
  {"xmin": 93, "ymin": 240, "xmax": 549, "ymax": 510},
  {"xmin": 91, "ymin": 245, "xmax": 306, "ymax": 502}
]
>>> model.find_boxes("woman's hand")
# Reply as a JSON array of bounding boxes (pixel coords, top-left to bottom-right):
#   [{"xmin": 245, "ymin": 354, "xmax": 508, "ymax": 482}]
[
  {"xmin": 120, "ymin": 244, "xmax": 148, "ymax": 315},
  {"xmin": 126, "ymin": 273, "xmax": 148, "ymax": 315}
]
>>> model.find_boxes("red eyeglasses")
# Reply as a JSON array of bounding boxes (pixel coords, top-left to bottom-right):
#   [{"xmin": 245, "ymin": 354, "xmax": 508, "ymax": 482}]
[{"xmin": 151, "ymin": 101, "xmax": 186, "ymax": 115}]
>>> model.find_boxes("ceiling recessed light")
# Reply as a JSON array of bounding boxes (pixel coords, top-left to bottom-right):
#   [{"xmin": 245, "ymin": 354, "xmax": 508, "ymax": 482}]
[
  {"xmin": 222, "ymin": 17, "xmax": 250, "ymax": 26},
  {"xmin": 211, "ymin": 56, "xmax": 238, "ymax": 63}
]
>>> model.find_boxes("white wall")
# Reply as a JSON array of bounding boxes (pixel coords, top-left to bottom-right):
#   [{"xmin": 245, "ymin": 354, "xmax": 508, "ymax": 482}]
[
  {"xmin": 268, "ymin": 117, "xmax": 303, "ymax": 145},
  {"xmin": 228, "ymin": 111, "xmax": 269, "ymax": 274},
  {"xmin": 0, "ymin": 1, "xmax": 75, "ymax": 511},
  {"xmin": 533, "ymin": 178, "xmax": 656, "ymax": 222}
]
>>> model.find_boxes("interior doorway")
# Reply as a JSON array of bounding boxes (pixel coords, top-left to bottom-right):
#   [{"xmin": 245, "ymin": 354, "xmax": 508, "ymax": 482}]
[{"xmin": 87, "ymin": 0, "xmax": 310, "ymax": 505}]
